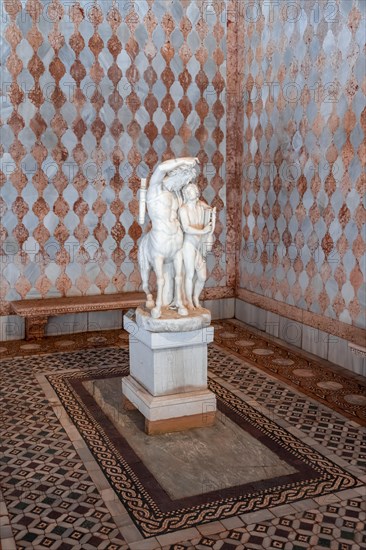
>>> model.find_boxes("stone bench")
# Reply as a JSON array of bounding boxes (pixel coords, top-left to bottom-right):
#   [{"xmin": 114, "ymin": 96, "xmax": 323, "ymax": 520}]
[{"xmin": 10, "ymin": 292, "xmax": 145, "ymax": 340}]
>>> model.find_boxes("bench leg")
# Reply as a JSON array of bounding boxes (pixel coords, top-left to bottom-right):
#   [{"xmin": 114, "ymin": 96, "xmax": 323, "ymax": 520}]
[{"xmin": 26, "ymin": 316, "xmax": 48, "ymax": 340}]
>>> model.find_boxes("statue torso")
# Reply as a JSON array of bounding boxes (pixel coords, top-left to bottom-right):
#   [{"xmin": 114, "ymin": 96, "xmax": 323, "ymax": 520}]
[
  {"xmin": 185, "ymin": 203, "xmax": 205, "ymax": 226},
  {"xmin": 147, "ymin": 185, "xmax": 181, "ymax": 237}
]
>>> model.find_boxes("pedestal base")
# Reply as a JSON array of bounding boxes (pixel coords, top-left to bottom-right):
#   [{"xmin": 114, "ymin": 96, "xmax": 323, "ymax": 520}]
[
  {"xmin": 123, "ymin": 312, "xmax": 216, "ymax": 435},
  {"xmin": 122, "ymin": 375, "xmax": 216, "ymax": 435},
  {"xmin": 145, "ymin": 413, "xmax": 216, "ymax": 435}
]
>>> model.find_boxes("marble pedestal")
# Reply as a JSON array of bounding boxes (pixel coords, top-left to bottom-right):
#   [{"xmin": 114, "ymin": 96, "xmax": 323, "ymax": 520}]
[{"xmin": 122, "ymin": 311, "xmax": 216, "ymax": 435}]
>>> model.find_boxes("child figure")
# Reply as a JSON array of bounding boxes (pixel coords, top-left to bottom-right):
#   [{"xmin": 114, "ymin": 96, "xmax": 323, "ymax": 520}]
[{"xmin": 179, "ymin": 183, "xmax": 216, "ymax": 309}]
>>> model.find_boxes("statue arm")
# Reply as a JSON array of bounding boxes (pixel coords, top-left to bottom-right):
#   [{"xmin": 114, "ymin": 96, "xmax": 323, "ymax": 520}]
[
  {"xmin": 149, "ymin": 157, "xmax": 199, "ymax": 188},
  {"xmin": 160, "ymin": 157, "xmax": 198, "ymax": 173},
  {"xmin": 179, "ymin": 206, "xmax": 211, "ymax": 235},
  {"xmin": 210, "ymin": 206, "xmax": 216, "ymax": 235}
]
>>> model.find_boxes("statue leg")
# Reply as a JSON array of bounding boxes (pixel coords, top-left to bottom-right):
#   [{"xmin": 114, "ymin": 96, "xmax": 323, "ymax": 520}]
[
  {"xmin": 173, "ymin": 250, "xmax": 188, "ymax": 316},
  {"xmin": 183, "ymin": 245, "xmax": 195, "ymax": 310},
  {"xmin": 162, "ymin": 262, "xmax": 174, "ymax": 306},
  {"xmin": 193, "ymin": 253, "xmax": 207, "ymax": 308},
  {"xmin": 139, "ymin": 236, "xmax": 154, "ymax": 309},
  {"xmin": 141, "ymin": 263, "xmax": 154, "ymax": 309},
  {"xmin": 151, "ymin": 256, "xmax": 164, "ymax": 319}
]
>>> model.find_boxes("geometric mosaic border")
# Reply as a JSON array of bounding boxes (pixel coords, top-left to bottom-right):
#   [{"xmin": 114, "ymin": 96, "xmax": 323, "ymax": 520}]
[{"xmin": 46, "ymin": 359, "xmax": 361, "ymax": 537}]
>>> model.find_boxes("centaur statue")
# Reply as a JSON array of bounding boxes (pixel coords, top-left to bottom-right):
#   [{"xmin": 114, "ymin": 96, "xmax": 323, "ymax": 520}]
[{"xmin": 138, "ymin": 157, "xmax": 214, "ymax": 319}]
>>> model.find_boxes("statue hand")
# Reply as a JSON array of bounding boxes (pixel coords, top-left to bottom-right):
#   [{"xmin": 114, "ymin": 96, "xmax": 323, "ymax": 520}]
[
  {"xmin": 182, "ymin": 157, "xmax": 199, "ymax": 167},
  {"xmin": 203, "ymin": 223, "xmax": 212, "ymax": 234},
  {"xmin": 186, "ymin": 157, "xmax": 198, "ymax": 167}
]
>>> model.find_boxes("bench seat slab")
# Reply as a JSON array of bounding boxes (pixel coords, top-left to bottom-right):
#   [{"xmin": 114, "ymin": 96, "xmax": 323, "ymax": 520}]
[{"xmin": 10, "ymin": 292, "xmax": 145, "ymax": 340}]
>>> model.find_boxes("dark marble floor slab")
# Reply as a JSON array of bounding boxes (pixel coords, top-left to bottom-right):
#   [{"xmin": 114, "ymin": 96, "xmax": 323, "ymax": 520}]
[{"xmin": 83, "ymin": 377, "xmax": 296, "ymax": 499}]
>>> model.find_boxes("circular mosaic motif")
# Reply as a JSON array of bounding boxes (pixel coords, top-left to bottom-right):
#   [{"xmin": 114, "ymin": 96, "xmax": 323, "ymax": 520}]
[
  {"xmin": 253, "ymin": 348, "xmax": 274, "ymax": 356},
  {"xmin": 343, "ymin": 394, "xmax": 366, "ymax": 406},
  {"xmin": 87, "ymin": 336, "xmax": 108, "ymax": 345},
  {"xmin": 317, "ymin": 381, "xmax": 343, "ymax": 390},
  {"xmin": 20, "ymin": 344, "xmax": 41, "ymax": 350},
  {"xmin": 118, "ymin": 332, "xmax": 129, "ymax": 339},
  {"xmin": 219, "ymin": 332, "xmax": 237, "ymax": 339},
  {"xmin": 56, "ymin": 340, "xmax": 75, "ymax": 348},
  {"xmin": 236, "ymin": 339, "xmax": 255, "ymax": 347},
  {"xmin": 272, "ymin": 358, "xmax": 294, "ymax": 366},
  {"xmin": 293, "ymin": 368, "xmax": 315, "ymax": 378}
]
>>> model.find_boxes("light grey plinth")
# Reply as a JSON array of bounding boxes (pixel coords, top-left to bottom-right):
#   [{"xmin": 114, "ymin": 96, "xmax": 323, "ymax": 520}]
[{"xmin": 122, "ymin": 313, "xmax": 216, "ymax": 430}]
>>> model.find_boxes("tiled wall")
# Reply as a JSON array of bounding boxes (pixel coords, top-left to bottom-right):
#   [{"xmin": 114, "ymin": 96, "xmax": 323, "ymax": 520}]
[
  {"xmin": 238, "ymin": 0, "xmax": 366, "ymax": 329},
  {"xmin": 2, "ymin": 0, "xmax": 365, "ymax": 344},
  {"xmin": 1, "ymin": 0, "xmax": 228, "ymax": 315}
]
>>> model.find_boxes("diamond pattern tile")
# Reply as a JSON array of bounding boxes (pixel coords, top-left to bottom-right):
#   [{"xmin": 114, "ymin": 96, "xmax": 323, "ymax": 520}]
[
  {"xmin": 239, "ymin": 0, "xmax": 366, "ymax": 329},
  {"xmin": 1, "ymin": 0, "xmax": 228, "ymax": 315},
  {"xmin": 209, "ymin": 346, "xmax": 366, "ymax": 469}
]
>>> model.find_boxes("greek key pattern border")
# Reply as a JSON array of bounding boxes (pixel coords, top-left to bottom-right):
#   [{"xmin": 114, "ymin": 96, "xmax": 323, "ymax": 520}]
[{"xmin": 47, "ymin": 365, "xmax": 360, "ymax": 537}]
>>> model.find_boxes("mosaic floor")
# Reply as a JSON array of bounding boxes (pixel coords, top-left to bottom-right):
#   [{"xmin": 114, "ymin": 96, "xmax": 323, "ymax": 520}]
[
  {"xmin": 215, "ymin": 321, "xmax": 366, "ymax": 426},
  {"xmin": 0, "ymin": 319, "xmax": 365, "ymax": 549}
]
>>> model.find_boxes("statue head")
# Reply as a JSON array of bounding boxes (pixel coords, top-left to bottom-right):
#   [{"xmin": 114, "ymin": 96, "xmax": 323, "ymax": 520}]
[
  {"xmin": 163, "ymin": 166, "xmax": 196, "ymax": 192},
  {"xmin": 182, "ymin": 182, "xmax": 200, "ymax": 203}
]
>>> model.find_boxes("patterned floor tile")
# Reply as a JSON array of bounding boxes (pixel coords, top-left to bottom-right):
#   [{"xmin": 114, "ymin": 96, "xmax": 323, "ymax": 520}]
[
  {"xmin": 43, "ymin": 358, "xmax": 360, "ymax": 536},
  {"xmin": 0, "ymin": 327, "xmax": 365, "ymax": 548},
  {"xmin": 0, "ymin": 317, "xmax": 365, "ymax": 426},
  {"xmin": 214, "ymin": 320, "xmax": 366, "ymax": 425},
  {"xmin": 208, "ymin": 346, "xmax": 366, "ymax": 469},
  {"xmin": 0, "ymin": 350, "xmax": 128, "ymax": 549}
]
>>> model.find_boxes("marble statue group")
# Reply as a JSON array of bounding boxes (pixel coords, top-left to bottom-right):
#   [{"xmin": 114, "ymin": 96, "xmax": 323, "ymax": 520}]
[
  {"xmin": 123, "ymin": 157, "xmax": 217, "ymax": 434},
  {"xmin": 138, "ymin": 157, "xmax": 216, "ymax": 320}
]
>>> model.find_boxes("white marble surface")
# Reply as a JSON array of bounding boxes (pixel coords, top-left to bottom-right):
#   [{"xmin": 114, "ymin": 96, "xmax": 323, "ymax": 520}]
[
  {"xmin": 40, "ymin": 310, "xmax": 121, "ymax": 336},
  {"xmin": 278, "ymin": 316, "xmax": 303, "ymax": 349},
  {"xmin": 122, "ymin": 376, "xmax": 216, "ymax": 422},
  {"xmin": 124, "ymin": 316, "xmax": 213, "ymax": 396},
  {"xmin": 0, "ymin": 315, "xmax": 25, "ymax": 341},
  {"xmin": 88, "ymin": 310, "xmax": 123, "ymax": 331},
  {"xmin": 135, "ymin": 305, "xmax": 211, "ymax": 332},
  {"xmin": 0, "ymin": 300, "xmax": 228, "ymax": 341},
  {"xmin": 124, "ymin": 313, "xmax": 214, "ymax": 349},
  {"xmin": 301, "ymin": 325, "xmax": 330, "ymax": 360},
  {"xmin": 46, "ymin": 313, "xmax": 88, "ymax": 336},
  {"xmin": 87, "ymin": 376, "xmax": 294, "ymax": 500},
  {"xmin": 235, "ymin": 298, "xmax": 366, "ymax": 376},
  {"xmin": 348, "ymin": 343, "xmax": 366, "ymax": 357},
  {"xmin": 202, "ymin": 298, "xmax": 235, "ymax": 320},
  {"xmin": 328, "ymin": 335, "xmax": 366, "ymax": 376},
  {"xmin": 129, "ymin": 340, "xmax": 208, "ymax": 396},
  {"xmin": 235, "ymin": 299, "xmax": 267, "ymax": 331},
  {"xmin": 138, "ymin": 157, "xmax": 213, "ymax": 319},
  {"xmin": 123, "ymin": 314, "xmax": 216, "ymax": 423},
  {"xmin": 265, "ymin": 311, "xmax": 280, "ymax": 338}
]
